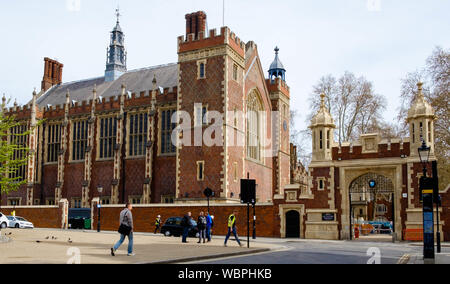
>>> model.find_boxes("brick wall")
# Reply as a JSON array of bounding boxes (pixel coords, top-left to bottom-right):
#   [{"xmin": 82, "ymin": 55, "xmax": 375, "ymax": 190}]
[
  {"xmin": 0, "ymin": 206, "xmax": 60, "ymax": 229},
  {"xmin": 93, "ymin": 203, "xmax": 280, "ymax": 238}
]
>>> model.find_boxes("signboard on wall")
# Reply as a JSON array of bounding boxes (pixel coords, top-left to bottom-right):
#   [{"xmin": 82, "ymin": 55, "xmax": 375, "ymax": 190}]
[{"xmin": 322, "ymin": 213, "xmax": 335, "ymax": 221}]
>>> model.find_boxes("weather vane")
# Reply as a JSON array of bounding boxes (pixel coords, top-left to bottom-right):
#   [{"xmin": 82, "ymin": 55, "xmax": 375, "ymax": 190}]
[{"xmin": 115, "ymin": 6, "xmax": 121, "ymax": 23}]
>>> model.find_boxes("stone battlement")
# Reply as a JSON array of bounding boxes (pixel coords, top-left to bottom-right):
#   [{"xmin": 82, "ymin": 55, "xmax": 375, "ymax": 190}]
[{"xmin": 178, "ymin": 26, "xmax": 245, "ymax": 57}]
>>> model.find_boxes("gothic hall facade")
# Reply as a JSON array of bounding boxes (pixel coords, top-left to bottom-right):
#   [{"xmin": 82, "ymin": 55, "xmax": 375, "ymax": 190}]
[{"xmin": 2, "ymin": 11, "xmax": 291, "ymax": 208}]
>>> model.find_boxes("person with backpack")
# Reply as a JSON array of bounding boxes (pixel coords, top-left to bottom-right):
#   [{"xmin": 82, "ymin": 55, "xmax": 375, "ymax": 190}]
[
  {"xmin": 197, "ymin": 211, "xmax": 207, "ymax": 244},
  {"xmin": 111, "ymin": 203, "xmax": 134, "ymax": 256},
  {"xmin": 224, "ymin": 210, "xmax": 242, "ymax": 247},
  {"xmin": 181, "ymin": 212, "xmax": 192, "ymax": 243},
  {"xmin": 154, "ymin": 215, "xmax": 161, "ymax": 234},
  {"xmin": 206, "ymin": 212, "xmax": 213, "ymax": 242}
]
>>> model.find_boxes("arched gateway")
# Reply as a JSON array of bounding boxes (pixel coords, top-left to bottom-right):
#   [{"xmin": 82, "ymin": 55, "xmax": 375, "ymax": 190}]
[
  {"xmin": 349, "ymin": 173, "xmax": 395, "ymax": 240},
  {"xmin": 281, "ymin": 83, "xmax": 449, "ymax": 242}
]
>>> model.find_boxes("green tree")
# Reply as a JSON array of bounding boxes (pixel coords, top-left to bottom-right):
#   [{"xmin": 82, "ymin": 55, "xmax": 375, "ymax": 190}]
[{"xmin": 0, "ymin": 100, "xmax": 34, "ymax": 208}]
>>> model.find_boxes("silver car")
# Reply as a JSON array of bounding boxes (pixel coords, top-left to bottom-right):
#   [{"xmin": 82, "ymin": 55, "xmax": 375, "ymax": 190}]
[
  {"xmin": 0, "ymin": 212, "xmax": 9, "ymax": 229},
  {"xmin": 7, "ymin": 216, "xmax": 34, "ymax": 229}
]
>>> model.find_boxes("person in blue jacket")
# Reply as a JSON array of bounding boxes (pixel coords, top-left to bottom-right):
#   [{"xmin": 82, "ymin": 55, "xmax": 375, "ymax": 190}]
[{"xmin": 206, "ymin": 212, "xmax": 213, "ymax": 242}]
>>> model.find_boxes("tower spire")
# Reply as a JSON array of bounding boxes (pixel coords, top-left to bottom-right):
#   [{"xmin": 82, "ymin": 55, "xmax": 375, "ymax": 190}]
[{"xmin": 105, "ymin": 7, "xmax": 127, "ymax": 82}]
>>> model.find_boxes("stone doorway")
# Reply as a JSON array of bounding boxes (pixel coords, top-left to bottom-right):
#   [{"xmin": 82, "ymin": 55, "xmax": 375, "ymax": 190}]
[{"xmin": 286, "ymin": 210, "xmax": 301, "ymax": 238}]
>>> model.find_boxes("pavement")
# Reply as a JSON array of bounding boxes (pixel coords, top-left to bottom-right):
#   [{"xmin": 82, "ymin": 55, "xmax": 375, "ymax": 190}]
[
  {"xmin": 0, "ymin": 228, "xmax": 279, "ymax": 264},
  {"xmin": 2, "ymin": 228, "xmax": 449, "ymax": 264}
]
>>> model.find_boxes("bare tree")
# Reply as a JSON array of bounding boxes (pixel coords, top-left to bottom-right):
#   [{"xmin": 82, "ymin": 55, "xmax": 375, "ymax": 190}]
[
  {"xmin": 290, "ymin": 110, "xmax": 312, "ymax": 168},
  {"xmin": 309, "ymin": 72, "xmax": 387, "ymax": 144},
  {"xmin": 399, "ymin": 46, "xmax": 450, "ymax": 190}
]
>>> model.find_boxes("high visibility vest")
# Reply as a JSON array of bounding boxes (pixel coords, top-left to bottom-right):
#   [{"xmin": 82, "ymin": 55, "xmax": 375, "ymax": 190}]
[
  {"xmin": 228, "ymin": 214, "xmax": 236, "ymax": 228},
  {"xmin": 155, "ymin": 218, "xmax": 161, "ymax": 226}
]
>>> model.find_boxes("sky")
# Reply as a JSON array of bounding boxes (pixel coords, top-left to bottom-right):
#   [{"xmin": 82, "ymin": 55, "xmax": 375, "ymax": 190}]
[{"xmin": 0, "ymin": 0, "xmax": 449, "ymax": 134}]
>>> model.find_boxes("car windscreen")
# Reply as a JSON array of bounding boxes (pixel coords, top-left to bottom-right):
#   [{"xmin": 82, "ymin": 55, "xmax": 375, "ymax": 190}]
[
  {"xmin": 69, "ymin": 209, "xmax": 91, "ymax": 219},
  {"xmin": 16, "ymin": 217, "xmax": 26, "ymax": 221},
  {"xmin": 7, "ymin": 217, "xmax": 14, "ymax": 220}
]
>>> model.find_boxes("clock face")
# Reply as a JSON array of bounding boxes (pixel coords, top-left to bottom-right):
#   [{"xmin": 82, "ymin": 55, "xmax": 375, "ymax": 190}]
[{"xmin": 283, "ymin": 121, "xmax": 288, "ymax": 131}]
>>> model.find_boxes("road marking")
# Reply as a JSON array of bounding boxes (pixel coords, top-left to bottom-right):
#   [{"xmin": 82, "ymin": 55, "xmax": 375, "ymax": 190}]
[{"xmin": 397, "ymin": 254, "xmax": 411, "ymax": 264}]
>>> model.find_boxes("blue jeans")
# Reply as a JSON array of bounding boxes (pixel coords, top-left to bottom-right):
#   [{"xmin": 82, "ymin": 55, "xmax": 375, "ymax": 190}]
[
  {"xmin": 206, "ymin": 226, "xmax": 212, "ymax": 241},
  {"xmin": 182, "ymin": 227, "xmax": 190, "ymax": 243},
  {"xmin": 224, "ymin": 227, "xmax": 241, "ymax": 245},
  {"xmin": 113, "ymin": 232, "xmax": 133, "ymax": 254}
]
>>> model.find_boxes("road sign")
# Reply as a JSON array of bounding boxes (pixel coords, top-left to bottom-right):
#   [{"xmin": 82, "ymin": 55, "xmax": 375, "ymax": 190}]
[{"xmin": 241, "ymin": 179, "xmax": 256, "ymax": 204}]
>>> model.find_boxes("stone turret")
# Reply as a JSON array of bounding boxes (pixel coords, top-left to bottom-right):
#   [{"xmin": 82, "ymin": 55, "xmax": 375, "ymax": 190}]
[
  {"xmin": 310, "ymin": 94, "xmax": 336, "ymax": 162},
  {"xmin": 407, "ymin": 82, "xmax": 436, "ymax": 157}
]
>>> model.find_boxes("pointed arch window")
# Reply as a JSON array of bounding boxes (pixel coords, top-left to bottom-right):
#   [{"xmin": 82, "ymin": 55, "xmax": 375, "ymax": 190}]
[
  {"xmin": 72, "ymin": 120, "xmax": 88, "ymax": 161},
  {"xmin": 428, "ymin": 121, "xmax": 432, "ymax": 143},
  {"xmin": 9, "ymin": 124, "xmax": 28, "ymax": 181},
  {"xmin": 319, "ymin": 130, "xmax": 323, "ymax": 150},
  {"xmin": 327, "ymin": 130, "xmax": 331, "ymax": 149},
  {"xmin": 47, "ymin": 124, "xmax": 62, "ymax": 163},
  {"xmin": 247, "ymin": 90, "xmax": 264, "ymax": 161}
]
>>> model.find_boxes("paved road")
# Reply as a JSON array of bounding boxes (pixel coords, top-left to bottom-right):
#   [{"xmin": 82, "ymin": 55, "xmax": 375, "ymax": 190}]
[{"xmin": 195, "ymin": 239, "xmax": 450, "ymax": 264}]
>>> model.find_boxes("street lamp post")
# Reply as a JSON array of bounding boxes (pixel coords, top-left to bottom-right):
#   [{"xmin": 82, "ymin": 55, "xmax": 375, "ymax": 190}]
[
  {"xmin": 97, "ymin": 186, "xmax": 103, "ymax": 233},
  {"xmin": 418, "ymin": 140, "xmax": 431, "ymax": 178},
  {"xmin": 418, "ymin": 139, "xmax": 434, "ymax": 262}
]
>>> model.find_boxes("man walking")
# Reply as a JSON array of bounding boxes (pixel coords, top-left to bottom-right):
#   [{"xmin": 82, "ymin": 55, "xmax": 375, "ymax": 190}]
[
  {"xmin": 111, "ymin": 203, "xmax": 134, "ymax": 256},
  {"xmin": 206, "ymin": 212, "xmax": 213, "ymax": 242},
  {"xmin": 181, "ymin": 212, "xmax": 192, "ymax": 243},
  {"xmin": 197, "ymin": 212, "xmax": 207, "ymax": 244},
  {"xmin": 154, "ymin": 215, "xmax": 161, "ymax": 234},
  {"xmin": 224, "ymin": 210, "xmax": 242, "ymax": 247}
]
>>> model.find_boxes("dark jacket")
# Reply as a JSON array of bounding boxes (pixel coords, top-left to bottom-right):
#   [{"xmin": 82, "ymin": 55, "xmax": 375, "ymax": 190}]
[
  {"xmin": 181, "ymin": 215, "xmax": 192, "ymax": 228},
  {"xmin": 197, "ymin": 216, "xmax": 207, "ymax": 230}
]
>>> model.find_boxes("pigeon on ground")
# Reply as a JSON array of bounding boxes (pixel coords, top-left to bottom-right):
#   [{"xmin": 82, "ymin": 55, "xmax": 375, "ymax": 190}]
[
  {"xmin": 45, "ymin": 236, "xmax": 49, "ymax": 239},
  {"xmin": 36, "ymin": 240, "xmax": 41, "ymax": 243},
  {"xmin": 68, "ymin": 238, "xmax": 73, "ymax": 244}
]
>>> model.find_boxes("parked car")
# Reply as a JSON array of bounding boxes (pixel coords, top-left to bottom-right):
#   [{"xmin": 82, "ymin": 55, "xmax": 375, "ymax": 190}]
[
  {"xmin": 161, "ymin": 217, "xmax": 199, "ymax": 238},
  {"xmin": 7, "ymin": 216, "xmax": 34, "ymax": 229},
  {"xmin": 68, "ymin": 208, "xmax": 92, "ymax": 230},
  {"xmin": 0, "ymin": 212, "xmax": 9, "ymax": 229}
]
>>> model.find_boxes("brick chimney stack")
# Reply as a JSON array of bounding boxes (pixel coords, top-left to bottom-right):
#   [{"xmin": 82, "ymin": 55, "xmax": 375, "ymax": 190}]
[
  {"xmin": 185, "ymin": 11, "xmax": 207, "ymax": 40},
  {"xmin": 41, "ymin": 57, "xmax": 64, "ymax": 92}
]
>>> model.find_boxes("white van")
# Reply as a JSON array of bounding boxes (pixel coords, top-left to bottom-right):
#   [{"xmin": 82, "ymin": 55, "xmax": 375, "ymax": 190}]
[{"xmin": 0, "ymin": 212, "xmax": 9, "ymax": 229}]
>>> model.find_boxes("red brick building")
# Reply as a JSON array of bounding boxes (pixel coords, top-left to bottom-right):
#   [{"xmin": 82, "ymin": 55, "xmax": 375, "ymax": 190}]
[
  {"xmin": 1, "ymin": 11, "xmax": 291, "ymax": 209},
  {"xmin": 2, "ymin": 11, "xmax": 448, "ymax": 241}
]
